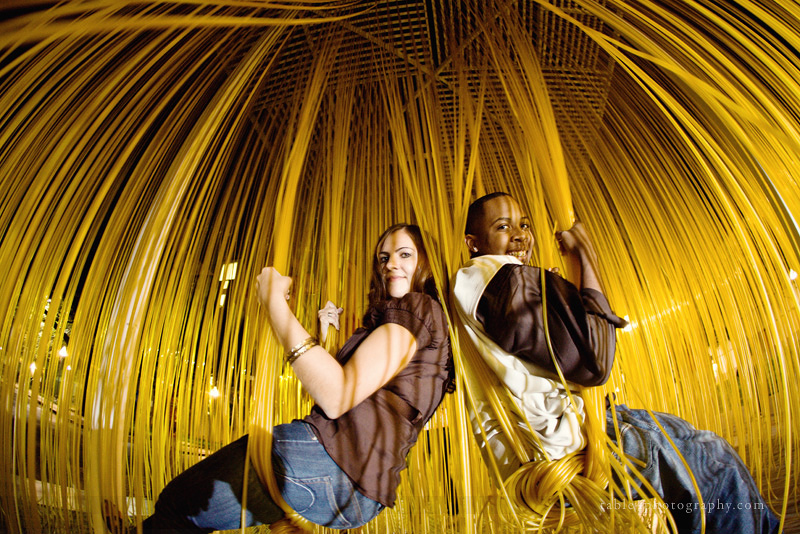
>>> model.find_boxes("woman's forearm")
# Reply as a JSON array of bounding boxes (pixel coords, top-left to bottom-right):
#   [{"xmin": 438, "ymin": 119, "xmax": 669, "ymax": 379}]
[
  {"xmin": 266, "ymin": 297, "xmax": 315, "ymax": 351},
  {"xmin": 265, "ymin": 297, "xmax": 349, "ymax": 416}
]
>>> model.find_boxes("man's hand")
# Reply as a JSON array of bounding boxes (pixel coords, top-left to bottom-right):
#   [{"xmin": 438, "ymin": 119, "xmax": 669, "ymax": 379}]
[{"xmin": 556, "ymin": 222, "xmax": 598, "ymax": 263}]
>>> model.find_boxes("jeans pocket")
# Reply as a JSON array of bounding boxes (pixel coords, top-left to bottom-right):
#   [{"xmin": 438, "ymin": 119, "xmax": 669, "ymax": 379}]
[
  {"xmin": 618, "ymin": 421, "xmax": 648, "ymax": 464},
  {"xmin": 613, "ymin": 419, "xmax": 660, "ymax": 499},
  {"xmin": 278, "ymin": 473, "xmax": 354, "ymax": 529}
]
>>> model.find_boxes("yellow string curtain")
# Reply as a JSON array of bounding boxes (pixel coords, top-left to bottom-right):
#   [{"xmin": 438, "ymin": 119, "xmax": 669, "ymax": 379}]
[{"xmin": 1, "ymin": 1, "xmax": 799, "ymax": 533}]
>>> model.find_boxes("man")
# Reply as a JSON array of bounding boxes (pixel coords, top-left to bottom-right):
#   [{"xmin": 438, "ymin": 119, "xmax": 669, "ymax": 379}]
[{"xmin": 452, "ymin": 192, "xmax": 779, "ymax": 533}]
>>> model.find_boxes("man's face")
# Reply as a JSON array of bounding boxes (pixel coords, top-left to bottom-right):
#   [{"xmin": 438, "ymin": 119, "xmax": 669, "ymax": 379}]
[{"xmin": 465, "ymin": 195, "xmax": 534, "ymax": 264}]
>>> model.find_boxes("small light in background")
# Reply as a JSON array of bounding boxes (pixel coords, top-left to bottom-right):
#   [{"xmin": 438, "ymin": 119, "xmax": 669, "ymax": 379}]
[
  {"xmin": 219, "ymin": 262, "xmax": 238, "ymax": 307},
  {"xmin": 622, "ymin": 315, "xmax": 634, "ymax": 332},
  {"xmin": 209, "ymin": 386, "xmax": 220, "ymax": 399},
  {"xmin": 58, "ymin": 346, "xmax": 68, "ymax": 358},
  {"xmin": 29, "ymin": 362, "xmax": 36, "ymax": 374},
  {"xmin": 219, "ymin": 262, "xmax": 238, "ymax": 282},
  {"xmin": 789, "ymin": 269, "xmax": 798, "ymax": 281}
]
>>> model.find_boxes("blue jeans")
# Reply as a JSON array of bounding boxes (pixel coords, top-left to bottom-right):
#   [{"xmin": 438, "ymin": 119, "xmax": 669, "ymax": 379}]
[
  {"xmin": 608, "ymin": 405, "xmax": 780, "ymax": 533},
  {"xmin": 142, "ymin": 421, "xmax": 383, "ymax": 532}
]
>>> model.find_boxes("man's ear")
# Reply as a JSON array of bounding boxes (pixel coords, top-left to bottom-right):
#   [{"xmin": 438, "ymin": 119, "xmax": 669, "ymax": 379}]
[{"xmin": 465, "ymin": 234, "xmax": 480, "ymax": 255}]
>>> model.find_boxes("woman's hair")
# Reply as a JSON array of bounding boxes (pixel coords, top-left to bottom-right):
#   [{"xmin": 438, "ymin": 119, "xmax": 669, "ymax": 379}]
[{"xmin": 367, "ymin": 223, "xmax": 436, "ymax": 309}]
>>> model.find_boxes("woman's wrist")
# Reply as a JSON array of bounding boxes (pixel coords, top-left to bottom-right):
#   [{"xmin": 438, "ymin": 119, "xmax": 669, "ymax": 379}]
[
  {"xmin": 265, "ymin": 297, "xmax": 296, "ymax": 340},
  {"xmin": 266, "ymin": 291, "xmax": 291, "ymax": 317}
]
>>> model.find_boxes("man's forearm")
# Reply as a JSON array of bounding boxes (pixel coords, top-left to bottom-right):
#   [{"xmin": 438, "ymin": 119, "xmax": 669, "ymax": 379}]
[
  {"xmin": 579, "ymin": 254, "xmax": 604, "ymax": 293},
  {"xmin": 559, "ymin": 222, "xmax": 604, "ymax": 293}
]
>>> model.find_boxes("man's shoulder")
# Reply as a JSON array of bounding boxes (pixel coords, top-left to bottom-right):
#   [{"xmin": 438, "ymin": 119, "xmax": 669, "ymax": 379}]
[
  {"xmin": 453, "ymin": 255, "xmax": 523, "ymax": 314},
  {"xmin": 455, "ymin": 255, "xmax": 521, "ymax": 279}
]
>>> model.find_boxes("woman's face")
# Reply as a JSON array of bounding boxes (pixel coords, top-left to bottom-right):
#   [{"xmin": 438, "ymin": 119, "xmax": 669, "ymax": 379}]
[{"xmin": 378, "ymin": 229, "xmax": 419, "ymax": 298}]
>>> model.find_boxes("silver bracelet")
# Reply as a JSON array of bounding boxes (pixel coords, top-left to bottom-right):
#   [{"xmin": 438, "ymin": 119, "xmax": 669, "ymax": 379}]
[{"xmin": 286, "ymin": 336, "xmax": 317, "ymax": 365}]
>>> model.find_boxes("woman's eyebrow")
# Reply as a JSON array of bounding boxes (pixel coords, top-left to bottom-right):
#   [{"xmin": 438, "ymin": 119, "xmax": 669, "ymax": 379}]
[{"xmin": 379, "ymin": 247, "xmax": 414, "ymax": 255}]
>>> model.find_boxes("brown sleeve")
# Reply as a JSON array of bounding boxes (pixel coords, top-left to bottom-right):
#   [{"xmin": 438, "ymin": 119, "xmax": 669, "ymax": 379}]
[
  {"xmin": 379, "ymin": 293, "xmax": 440, "ymax": 349},
  {"xmin": 476, "ymin": 264, "xmax": 626, "ymax": 387}
]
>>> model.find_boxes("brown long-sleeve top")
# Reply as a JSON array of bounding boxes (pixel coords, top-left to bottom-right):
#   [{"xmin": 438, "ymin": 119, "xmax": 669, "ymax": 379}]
[{"xmin": 477, "ymin": 263, "xmax": 627, "ymax": 387}]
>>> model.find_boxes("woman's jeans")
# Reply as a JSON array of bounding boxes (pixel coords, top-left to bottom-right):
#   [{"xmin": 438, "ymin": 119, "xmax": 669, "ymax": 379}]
[
  {"xmin": 609, "ymin": 405, "xmax": 780, "ymax": 533},
  {"xmin": 142, "ymin": 421, "xmax": 383, "ymax": 532}
]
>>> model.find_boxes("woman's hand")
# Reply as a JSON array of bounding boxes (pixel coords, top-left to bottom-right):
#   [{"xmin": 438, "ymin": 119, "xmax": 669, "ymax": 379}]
[
  {"xmin": 256, "ymin": 267, "xmax": 292, "ymax": 315},
  {"xmin": 318, "ymin": 301, "xmax": 344, "ymax": 343}
]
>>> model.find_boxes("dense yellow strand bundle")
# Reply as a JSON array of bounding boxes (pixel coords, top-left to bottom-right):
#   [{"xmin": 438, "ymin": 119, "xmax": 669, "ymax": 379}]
[{"xmin": 1, "ymin": 1, "xmax": 798, "ymax": 533}]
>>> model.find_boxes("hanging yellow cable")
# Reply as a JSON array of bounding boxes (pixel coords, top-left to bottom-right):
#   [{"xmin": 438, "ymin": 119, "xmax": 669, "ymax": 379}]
[{"xmin": 0, "ymin": 1, "xmax": 798, "ymax": 533}]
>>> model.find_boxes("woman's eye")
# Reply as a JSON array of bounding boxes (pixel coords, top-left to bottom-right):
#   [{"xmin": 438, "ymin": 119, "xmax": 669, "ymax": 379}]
[
  {"xmin": 379, "ymin": 256, "xmax": 388, "ymax": 264},
  {"xmin": 521, "ymin": 223, "xmax": 530, "ymax": 230},
  {"xmin": 497, "ymin": 224, "xmax": 508, "ymax": 231},
  {"xmin": 400, "ymin": 252, "xmax": 412, "ymax": 258}
]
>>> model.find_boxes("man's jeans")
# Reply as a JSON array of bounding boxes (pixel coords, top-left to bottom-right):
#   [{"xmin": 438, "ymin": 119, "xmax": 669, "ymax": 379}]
[
  {"xmin": 143, "ymin": 421, "xmax": 383, "ymax": 532},
  {"xmin": 609, "ymin": 405, "xmax": 780, "ymax": 533}
]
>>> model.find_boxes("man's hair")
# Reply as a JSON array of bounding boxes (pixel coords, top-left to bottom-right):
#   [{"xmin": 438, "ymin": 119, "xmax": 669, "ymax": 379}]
[{"xmin": 465, "ymin": 192, "xmax": 512, "ymax": 235}]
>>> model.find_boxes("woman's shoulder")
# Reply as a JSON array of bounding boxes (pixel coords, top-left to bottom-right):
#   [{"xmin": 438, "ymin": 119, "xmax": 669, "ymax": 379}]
[
  {"xmin": 375, "ymin": 293, "xmax": 447, "ymax": 345},
  {"xmin": 382, "ymin": 292, "xmax": 444, "ymax": 319}
]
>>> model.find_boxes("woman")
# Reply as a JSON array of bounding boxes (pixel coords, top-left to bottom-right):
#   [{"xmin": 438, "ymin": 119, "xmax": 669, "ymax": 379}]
[{"xmin": 135, "ymin": 224, "xmax": 453, "ymax": 532}]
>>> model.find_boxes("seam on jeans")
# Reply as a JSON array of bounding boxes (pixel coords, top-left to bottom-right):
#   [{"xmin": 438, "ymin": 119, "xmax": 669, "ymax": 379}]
[
  {"xmin": 296, "ymin": 420, "xmax": 316, "ymax": 440},
  {"xmin": 323, "ymin": 475, "xmax": 356, "ymax": 528},
  {"xmin": 339, "ymin": 467, "xmax": 363, "ymax": 525},
  {"xmin": 274, "ymin": 425, "xmax": 317, "ymax": 443}
]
